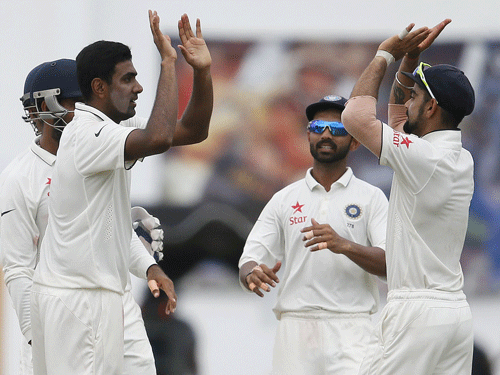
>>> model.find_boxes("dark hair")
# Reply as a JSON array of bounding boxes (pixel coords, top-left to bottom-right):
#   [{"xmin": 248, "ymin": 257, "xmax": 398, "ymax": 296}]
[{"xmin": 76, "ymin": 40, "xmax": 132, "ymax": 101}]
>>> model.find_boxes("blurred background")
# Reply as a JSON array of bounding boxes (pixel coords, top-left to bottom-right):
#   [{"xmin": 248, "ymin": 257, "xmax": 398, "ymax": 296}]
[{"xmin": 1, "ymin": 1, "xmax": 500, "ymax": 374}]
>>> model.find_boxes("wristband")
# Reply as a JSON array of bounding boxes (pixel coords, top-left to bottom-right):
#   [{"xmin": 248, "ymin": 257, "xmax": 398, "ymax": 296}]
[
  {"xmin": 395, "ymin": 71, "xmax": 413, "ymax": 90},
  {"xmin": 375, "ymin": 50, "xmax": 395, "ymax": 66}
]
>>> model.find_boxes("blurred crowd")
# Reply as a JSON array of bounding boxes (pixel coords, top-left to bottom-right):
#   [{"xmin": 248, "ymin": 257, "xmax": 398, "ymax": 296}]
[{"xmin": 147, "ymin": 38, "xmax": 500, "ymax": 297}]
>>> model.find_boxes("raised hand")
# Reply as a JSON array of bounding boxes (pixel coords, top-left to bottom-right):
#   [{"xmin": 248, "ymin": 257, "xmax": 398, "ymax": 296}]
[
  {"xmin": 378, "ymin": 24, "xmax": 431, "ymax": 62},
  {"xmin": 178, "ymin": 14, "xmax": 212, "ymax": 70},
  {"xmin": 149, "ymin": 10, "xmax": 177, "ymax": 62},
  {"xmin": 407, "ymin": 19, "xmax": 452, "ymax": 59}
]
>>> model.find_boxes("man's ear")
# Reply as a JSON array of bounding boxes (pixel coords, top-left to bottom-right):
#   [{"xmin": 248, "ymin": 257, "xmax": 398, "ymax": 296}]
[
  {"xmin": 425, "ymin": 98, "xmax": 439, "ymax": 119},
  {"xmin": 91, "ymin": 78, "xmax": 107, "ymax": 98},
  {"xmin": 40, "ymin": 100, "xmax": 49, "ymax": 112},
  {"xmin": 349, "ymin": 135, "xmax": 360, "ymax": 151}
]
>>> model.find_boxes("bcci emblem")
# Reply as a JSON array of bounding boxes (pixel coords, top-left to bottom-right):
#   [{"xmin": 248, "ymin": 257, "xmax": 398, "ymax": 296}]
[{"xmin": 345, "ymin": 204, "xmax": 362, "ymax": 219}]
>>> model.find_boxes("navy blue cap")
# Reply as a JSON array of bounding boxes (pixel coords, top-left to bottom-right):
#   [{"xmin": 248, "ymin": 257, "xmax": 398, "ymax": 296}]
[
  {"xmin": 402, "ymin": 64, "xmax": 475, "ymax": 121},
  {"xmin": 305, "ymin": 95, "xmax": 347, "ymax": 121},
  {"xmin": 22, "ymin": 59, "xmax": 82, "ymax": 107}
]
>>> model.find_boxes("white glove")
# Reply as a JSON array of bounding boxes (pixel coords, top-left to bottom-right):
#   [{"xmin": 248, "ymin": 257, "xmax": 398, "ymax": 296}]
[{"xmin": 131, "ymin": 206, "xmax": 164, "ymax": 262}]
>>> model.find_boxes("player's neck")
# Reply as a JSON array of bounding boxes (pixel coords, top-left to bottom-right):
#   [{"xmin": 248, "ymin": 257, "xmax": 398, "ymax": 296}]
[
  {"xmin": 39, "ymin": 133, "xmax": 59, "ymax": 156},
  {"xmin": 311, "ymin": 161, "xmax": 348, "ymax": 192}
]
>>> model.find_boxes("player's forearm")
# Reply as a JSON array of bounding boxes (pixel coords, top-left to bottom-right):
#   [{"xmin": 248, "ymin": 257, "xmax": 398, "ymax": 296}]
[
  {"xmin": 125, "ymin": 58, "xmax": 178, "ymax": 160},
  {"xmin": 146, "ymin": 58, "xmax": 178, "ymax": 147},
  {"xmin": 341, "ymin": 243, "xmax": 386, "ymax": 277},
  {"xmin": 350, "ymin": 57, "xmax": 387, "ymax": 99},
  {"xmin": 129, "ymin": 233, "xmax": 156, "ymax": 280},
  {"xmin": 174, "ymin": 67, "xmax": 213, "ymax": 146},
  {"xmin": 390, "ymin": 55, "xmax": 420, "ymax": 105},
  {"xmin": 6, "ymin": 276, "xmax": 33, "ymax": 342}
]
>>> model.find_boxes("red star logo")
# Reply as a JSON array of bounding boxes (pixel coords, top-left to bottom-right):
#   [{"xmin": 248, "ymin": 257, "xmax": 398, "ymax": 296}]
[
  {"xmin": 46, "ymin": 178, "xmax": 52, "ymax": 185},
  {"xmin": 291, "ymin": 201, "xmax": 304, "ymax": 214},
  {"xmin": 401, "ymin": 137, "xmax": 413, "ymax": 148}
]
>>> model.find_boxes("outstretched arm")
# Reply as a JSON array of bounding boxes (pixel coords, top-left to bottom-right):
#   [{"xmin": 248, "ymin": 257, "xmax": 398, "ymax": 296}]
[
  {"xmin": 389, "ymin": 19, "xmax": 451, "ymax": 131},
  {"xmin": 173, "ymin": 14, "xmax": 213, "ymax": 146},
  {"xmin": 125, "ymin": 10, "xmax": 178, "ymax": 161},
  {"xmin": 342, "ymin": 24, "xmax": 430, "ymax": 156}
]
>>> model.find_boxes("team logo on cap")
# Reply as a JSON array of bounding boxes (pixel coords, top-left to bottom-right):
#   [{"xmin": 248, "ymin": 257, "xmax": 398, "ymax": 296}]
[
  {"xmin": 345, "ymin": 204, "xmax": 362, "ymax": 219},
  {"xmin": 323, "ymin": 95, "xmax": 342, "ymax": 102}
]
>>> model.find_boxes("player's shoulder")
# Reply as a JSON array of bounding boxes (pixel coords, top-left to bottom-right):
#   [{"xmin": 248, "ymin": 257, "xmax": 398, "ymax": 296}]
[
  {"xmin": 0, "ymin": 148, "xmax": 33, "ymax": 181},
  {"xmin": 273, "ymin": 178, "xmax": 306, "ymax": 198},
  {"xmin": 349, "ymin": 174, "xmax": 387, "ymax": 199}
]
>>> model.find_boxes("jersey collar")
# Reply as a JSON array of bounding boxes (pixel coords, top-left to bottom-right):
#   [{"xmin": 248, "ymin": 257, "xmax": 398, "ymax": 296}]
[
  {"xmin": 74, "ymin": 102, "xmax": 113, "ymax": 123},
  {"xmin": 422, "ymin": 129, "xmax": 463, "ymax": 151},
  {"xmin": 30, "ymin": 136, "xmax": 56, "ymax": 166},
  {"xmin": 305, "ymin": 167, "xmax": 354, "ymax": 191}
]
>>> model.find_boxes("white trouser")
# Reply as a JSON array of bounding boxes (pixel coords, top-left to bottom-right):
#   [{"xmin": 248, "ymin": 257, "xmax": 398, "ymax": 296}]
[
  {"xmin": 31, "ymin": 284, "xmax": 124, "ymax": 375},
  {"xmin": 272, "ymin": 311, "xmax": 374, "ymax": 375},
  {"xmin": 122, "ymin": 289, "xmax": 156, "ymax": 375},
  {"xmin": 23, "ymin": 289, "xmax": 155, "ymax": 375},
  {"xmin": 20, "ymin": 337, "xmax": 33, "ymax": 375},
  {"xmin": 358, "ymin": 289, "xmax": 473, "ymax": 375}
]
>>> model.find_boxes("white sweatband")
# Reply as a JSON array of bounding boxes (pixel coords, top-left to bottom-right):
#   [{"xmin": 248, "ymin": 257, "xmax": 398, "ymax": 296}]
[
  {"xmin": 398, "ymin": 28, "xmax": 409, "ymax": 40},
  {"xmin": 375, "ymin": 50, "xmax": 395, "ymax": 66}
]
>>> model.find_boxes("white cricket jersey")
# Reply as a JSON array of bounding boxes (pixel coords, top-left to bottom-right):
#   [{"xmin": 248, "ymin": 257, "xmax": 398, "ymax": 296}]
[
  {"xmin": 239, "ymin": 168, "xmax": 388, "ymax": 318},
  {"xmin": 33, "ymin": 103, "xmax": 152, "ymax": 294},
  {"xmin": 0, "ymin": 137, "xmax": 54, "ymax": 342},
  {"xmin": 380, "ymin": 123, "xmax": 473, "ymax": 292}
]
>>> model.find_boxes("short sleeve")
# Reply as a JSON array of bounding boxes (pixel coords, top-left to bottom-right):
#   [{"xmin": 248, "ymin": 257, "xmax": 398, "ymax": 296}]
[
  {"xmin": 380, "ymin": 123, "xmax": 438, "ymax": 193},
  {"xmin": 74, "ymin": 121, "xmax": 135, "ymax": 175}
]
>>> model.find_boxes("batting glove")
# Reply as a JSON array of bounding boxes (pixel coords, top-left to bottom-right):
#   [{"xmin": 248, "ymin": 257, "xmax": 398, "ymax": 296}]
[{"xmin": 131, "ymin": 206, "xmax": 164, "ymax": 262}]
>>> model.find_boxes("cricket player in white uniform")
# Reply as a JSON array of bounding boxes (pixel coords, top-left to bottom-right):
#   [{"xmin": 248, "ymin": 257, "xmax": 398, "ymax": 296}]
[
  {"xmin": 341, "ymin": 20, "xmax": 475, "ymax": 374},
  {"xmin": 239, "ymin": 95, "xmax": 388, "ymax": 375},
  {"xmin": 30, "ymin": 11, "xmax": 213, "ymax": 375},
  {"xmin": 0, "ymin": 59, "xmax": 166, "ymax": 374}
]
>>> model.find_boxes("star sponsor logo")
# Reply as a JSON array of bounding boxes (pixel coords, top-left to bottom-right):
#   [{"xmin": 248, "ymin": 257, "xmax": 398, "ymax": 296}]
[
  {"xmin": 290, "ymin": 201, "xmax": 307, "ymax": 225},
  {"xmin": 46, "ymin": 177, "xmax": 52, "ymax": 196},
  {"xmin": 291, "ymin": 201, "xmax": 304, "ymax": 214},
  {"xmin": 392, "ymin": 130, "xmax": 413, "ymax": 148}
]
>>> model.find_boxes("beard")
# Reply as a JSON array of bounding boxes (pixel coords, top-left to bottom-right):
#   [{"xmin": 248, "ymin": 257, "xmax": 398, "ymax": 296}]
[
  {"xmin": 403, "ymin": 119, "xmax": 416, "ymax": 135},
  {"xmin": 404, "ymin": 103, "xmax": 425, "ymax": 135},
  {"xmin": 310, "ymin": 139, "xmax": 351, "ymax": 163}
]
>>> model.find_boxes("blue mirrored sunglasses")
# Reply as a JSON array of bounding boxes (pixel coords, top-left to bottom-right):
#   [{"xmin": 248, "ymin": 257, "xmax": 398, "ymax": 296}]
[{"xmin": 307, "ymin": 120, "xmax": 348, "ymax": 136}]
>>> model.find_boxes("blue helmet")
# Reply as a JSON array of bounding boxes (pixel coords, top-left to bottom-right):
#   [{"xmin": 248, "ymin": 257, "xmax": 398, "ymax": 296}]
[{"xmin": 21, "ymin": 59, "xmax": 82, "ymax": 134}]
